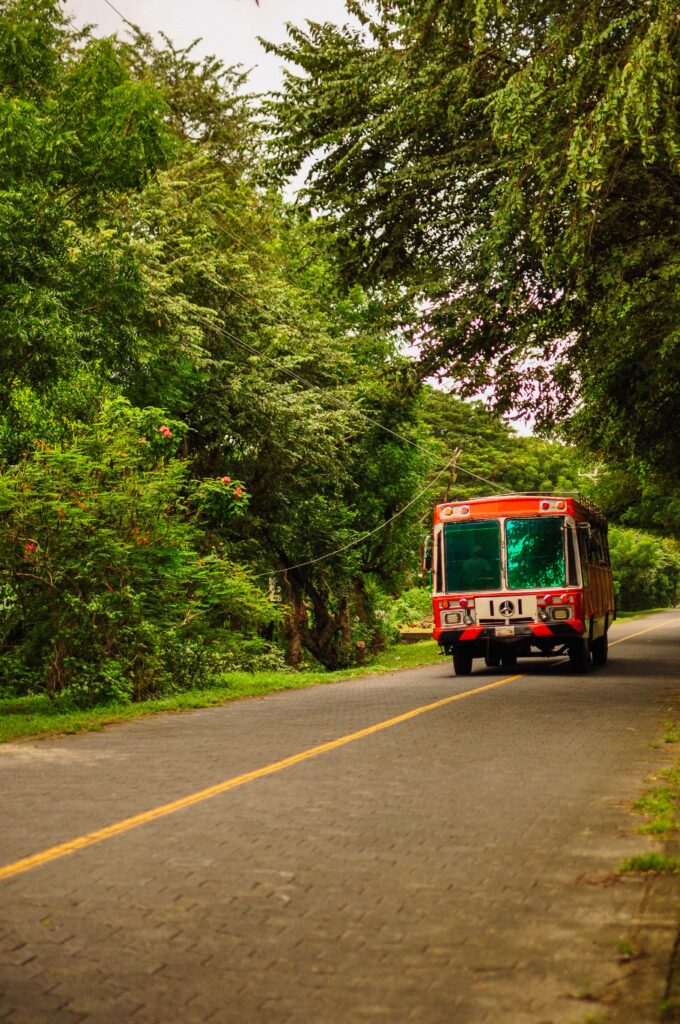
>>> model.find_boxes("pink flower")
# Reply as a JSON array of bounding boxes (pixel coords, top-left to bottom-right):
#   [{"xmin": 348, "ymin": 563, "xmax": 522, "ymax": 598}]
[
  {"xmin": 221, "ymin": 475, "xmax": 231, "ymax": 485},
  {"xmin": 158, "ymin": 425, "xmax": 173, "ymax": 438},
  {"xmin": 234, "ymin": 486, "xmax": 243, "ymax": 498},
  {"xmin": 24, "ymin": 541, "xmax": 38, "ymax": 555}
]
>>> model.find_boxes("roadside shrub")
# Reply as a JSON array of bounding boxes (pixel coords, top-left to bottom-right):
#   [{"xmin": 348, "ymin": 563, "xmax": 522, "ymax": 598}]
[
  {"xmin": 382, "ymin": 586, "xmax": 433, "ymax": 641},
  {"xmin": 609, "ymin": 526, "xmax": 680, "ymax": 611},
  {"xmin": 0, "ymin": 399, "xmax": 275, "ymax": 705}
]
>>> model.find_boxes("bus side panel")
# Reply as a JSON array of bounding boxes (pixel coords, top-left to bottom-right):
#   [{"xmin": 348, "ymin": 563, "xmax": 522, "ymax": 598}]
[{"xmin": 588, "ymin": 564, "xmax": 616, "ymax": 639}]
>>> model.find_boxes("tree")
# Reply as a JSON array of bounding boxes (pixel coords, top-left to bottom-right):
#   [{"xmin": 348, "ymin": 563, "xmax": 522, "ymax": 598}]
[
  {"xmin": 0, "ymin": 0, "xmax": 176, "ymax": 464},
  {"xmin": 266, "ymin": 0, "xmax": 680, "ymax": 473},
  {"xmin": 0, "ymin": 1, "xmax": 437, "ymax": 679}
]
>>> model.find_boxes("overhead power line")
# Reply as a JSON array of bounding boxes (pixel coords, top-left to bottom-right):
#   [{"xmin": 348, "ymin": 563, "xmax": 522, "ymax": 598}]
[
  {"xmin": 101, "ymin": 0, "xmax": 136, "ymax": 29},
  {"xmin": 255, "ymin": 455, "xmax": 458, "ymax": 578}
]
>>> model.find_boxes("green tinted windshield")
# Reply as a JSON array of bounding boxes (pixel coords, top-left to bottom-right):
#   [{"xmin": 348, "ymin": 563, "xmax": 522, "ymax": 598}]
[
  {"xmin": 444, "ymin": 520, "xmax": 501, "ymax": 592},
  {"xmin": 506, "ymin": 517, "xmax": 566, "ymax": 589}
]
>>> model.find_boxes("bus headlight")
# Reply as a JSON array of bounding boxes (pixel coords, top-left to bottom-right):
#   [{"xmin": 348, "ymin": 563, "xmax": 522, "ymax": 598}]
[
  {"xmin": 552, "ymin": 607, "xmax": 570, "ymax": 621},
  {"xmin": 442, "ymin": 612, "xmax": 462, "ymax": 625}
]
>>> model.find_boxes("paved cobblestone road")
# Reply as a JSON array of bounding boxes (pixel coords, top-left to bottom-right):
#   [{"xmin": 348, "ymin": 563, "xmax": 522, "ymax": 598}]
[{"xmin": 2, "ymin": 612, "xmax": 680, "ymax": 1024}]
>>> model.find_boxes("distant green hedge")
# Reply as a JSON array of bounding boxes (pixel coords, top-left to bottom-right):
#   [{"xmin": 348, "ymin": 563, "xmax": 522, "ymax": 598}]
[{"xmin": 609, "ymin": 526, "xmax": 680, "ymax": 612}]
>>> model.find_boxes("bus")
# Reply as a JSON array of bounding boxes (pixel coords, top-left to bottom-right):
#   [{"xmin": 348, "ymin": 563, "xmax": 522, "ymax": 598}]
[{"xmin": 429, "ymin": 493, "xmax": 615, "ymax": 676}]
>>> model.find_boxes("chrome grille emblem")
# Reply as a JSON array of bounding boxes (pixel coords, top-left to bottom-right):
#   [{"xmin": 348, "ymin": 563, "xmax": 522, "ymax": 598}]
[{"xmin": 499, "ymin": 600, "xmax": 515, "ymax": 616}]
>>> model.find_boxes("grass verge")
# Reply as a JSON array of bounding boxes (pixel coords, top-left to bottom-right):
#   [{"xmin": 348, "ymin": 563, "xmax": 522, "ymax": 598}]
[
  {"xmin": 619, "ymin": 721, "xmax": 680, "ymax": 873},
  {"xmin": 619, "ymin": 853, "xmax": 680, "ymax": 875},
  {"xmin": 615, "ymin": 608, "xmax": 674, "ymax": 621},
  {"xmin": 0, "ymin": 640, "xmax": 444, "ymax": 744}
]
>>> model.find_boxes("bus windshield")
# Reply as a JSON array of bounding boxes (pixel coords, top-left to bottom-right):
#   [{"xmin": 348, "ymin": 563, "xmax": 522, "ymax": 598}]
[
  {"xmin": 506, "ymin": 517, "xmax": 566, "ymax": 589},
  {"xmin": 444, "ymin": 520, "xmax": 502, "ymax": 592}
]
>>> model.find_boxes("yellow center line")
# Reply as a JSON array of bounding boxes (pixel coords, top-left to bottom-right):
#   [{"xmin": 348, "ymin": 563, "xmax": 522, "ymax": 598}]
[
  {"xmin": 609, "ymin": 618, "xmax": 680, "ymax": 647},
  {"xmin": 0, "ymin": 673, "xmax": 522, "ymax": 882}
]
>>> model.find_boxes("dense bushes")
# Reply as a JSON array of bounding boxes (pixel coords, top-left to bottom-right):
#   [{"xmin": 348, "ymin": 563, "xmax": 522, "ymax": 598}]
[
  {"xmin": 0, "ymin": 400, "xmax": 274, "ymax": 705},
  {"xmin": 609, "ymin": 526, "xmax": 680, "ymax": 612}
]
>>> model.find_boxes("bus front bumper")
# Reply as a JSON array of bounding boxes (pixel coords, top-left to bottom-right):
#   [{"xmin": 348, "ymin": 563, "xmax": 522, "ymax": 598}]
[{"xmin": 434, "ymin": 621, "xmax": 586, "ymax": 646}]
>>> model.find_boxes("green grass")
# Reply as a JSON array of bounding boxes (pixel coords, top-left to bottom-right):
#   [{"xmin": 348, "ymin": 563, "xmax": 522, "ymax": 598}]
[
  {"xmin": 634, "ymin": 787, "xmax": 679, "ymax": 834},
  {"xmin": 660, "ymin": 998, "xmax": 680, "ymax": 1021},
  {"xmin": 2, "ymin": 607, "xmax": 672, "ymax": 745},
  {"xmin": 0, "ymin": 640, "xmax": 444, "ymax": 744},
  {"xmin": 619, "ymin": 853, "xmax": 680, "ymax": 874},
  {"xmin": 663, "ymin": 720, "xmax": 680, "ymax": 744},
  {"xmin": 615, "ymin": 940, "xmax": 639, "ymax": 960},
  {"xmin": 615, "ymin": 608, "xmax": 673, "ymax": 621}
]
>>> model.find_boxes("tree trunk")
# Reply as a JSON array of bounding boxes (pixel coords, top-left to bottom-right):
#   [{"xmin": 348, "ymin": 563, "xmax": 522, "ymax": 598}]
[
  {"xmin": 279, "ymin": 565, "xmax": 357, "ymax": 671},
  {"xmin": 282, "ymin": 582, "xmax": 307, "ymax": 668}
]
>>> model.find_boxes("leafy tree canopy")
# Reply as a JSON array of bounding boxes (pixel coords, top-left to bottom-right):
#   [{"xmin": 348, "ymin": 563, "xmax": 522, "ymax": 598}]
[{"xmin": 266, "ymin": 0, "xmax": 680, "ymax": 475}]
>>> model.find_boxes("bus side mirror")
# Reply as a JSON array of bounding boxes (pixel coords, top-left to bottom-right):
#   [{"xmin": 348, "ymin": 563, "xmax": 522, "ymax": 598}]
[{"xmin": 422, "ymin": 536, "xmax": 433, "ymax": 572}]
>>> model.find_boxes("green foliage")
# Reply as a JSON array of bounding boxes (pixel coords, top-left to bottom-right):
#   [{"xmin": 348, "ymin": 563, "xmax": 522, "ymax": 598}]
[
  {"xmin": 664, "ymin": 720, "xmax": 680, "ymax": 744},
  {"xmin": 584, "ymin": 460, "xmax": 680, "ymax": 541},
  {"xmin": 0, "ymin": 639, "xmax": 443, "ymax": 743},
  {"xmin": 0, "ymin": 401, "xmax": 273, "ymax": 705},
  {"xmin": 609, "ymin": 526, "xmax": 680, "ymax": 611},
  {"xmin": 0, "ymin": 1, "xmax": 176, "ymax": 467},
  {"xmin": 8, "ymin": 0, "xmax": 677, "ymax": 704},
  {"xmin": 0, "ymin": 0, "xmax": 69, "ymax": 96}
]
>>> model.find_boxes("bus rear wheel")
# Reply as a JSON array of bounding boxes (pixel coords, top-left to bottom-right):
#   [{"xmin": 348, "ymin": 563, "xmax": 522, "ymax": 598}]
[
  {"xmin": 592, "ymin": 633, "xmax": 608, "ymax": 667},
  {"xmin": 453, "ymin": 648, "xmax": 474, "ymax": 676},
  {"xmin": 569, "ymin": 638, "xmax": 591, "ymax": 673}
]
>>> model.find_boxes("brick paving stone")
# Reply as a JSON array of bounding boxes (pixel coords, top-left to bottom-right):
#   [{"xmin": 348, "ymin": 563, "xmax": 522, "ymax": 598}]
[{"xmin": 1, "ymin": 614, "xmax": 680, "ymax": 1022}]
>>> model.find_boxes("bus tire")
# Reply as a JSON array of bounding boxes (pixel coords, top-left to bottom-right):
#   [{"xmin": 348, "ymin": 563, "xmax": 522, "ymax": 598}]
[
  {"xmin": 453, "ymin": 648, "xmax": 474, "ymax": 676},
  {"xmin": 592, "ymin": 633, "xmax": 608, "ymax": 667},
  {"xmin": 569, "ymin": 638, "xmax": 591, "ymax": 673},
  {"xmin": 500, "ymin": 652, "xmax": 517, "ymax": 667},
  {"xmin": 485, "ymin": 653, "xmax": 501, "ymax": 667}
]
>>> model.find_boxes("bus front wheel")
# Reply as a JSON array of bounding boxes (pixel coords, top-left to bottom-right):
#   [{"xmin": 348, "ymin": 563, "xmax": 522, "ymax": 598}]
[{"xmin": 453, "ymin": 648, "xmax": 474, "ymax": 676}]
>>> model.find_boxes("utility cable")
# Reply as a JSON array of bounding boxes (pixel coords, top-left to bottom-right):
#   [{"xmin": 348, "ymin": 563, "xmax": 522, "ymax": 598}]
[
  {"xmin": 253, "ymin": 455, "xmax": 457, "ymax": 578},
  {"xmin": 101, "ymin": 0, "xmax": 137, "ymax": 30}
]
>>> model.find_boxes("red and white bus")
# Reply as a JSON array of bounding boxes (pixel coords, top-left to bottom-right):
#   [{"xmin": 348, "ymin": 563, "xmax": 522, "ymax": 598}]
[{"xmin": 430, "ymin": 494, "xmax": 615, "ymax": 675}]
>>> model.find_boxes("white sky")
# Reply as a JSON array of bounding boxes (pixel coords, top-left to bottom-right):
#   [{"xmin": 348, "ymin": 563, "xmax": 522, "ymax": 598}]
[{"xmin": 64, "ymin": 0, "xmax": 351, "ymax": 94}]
